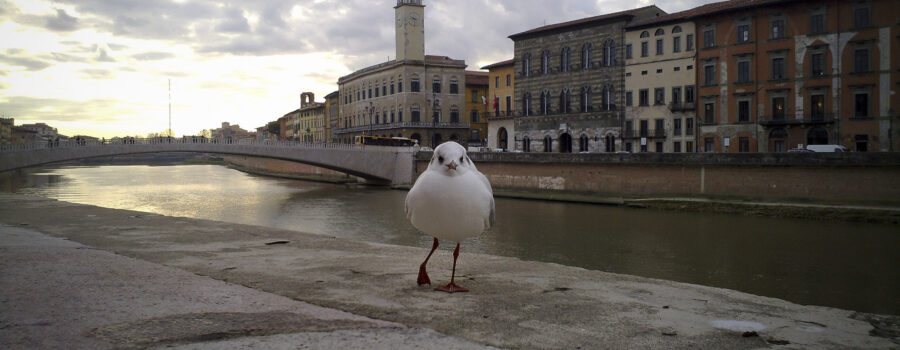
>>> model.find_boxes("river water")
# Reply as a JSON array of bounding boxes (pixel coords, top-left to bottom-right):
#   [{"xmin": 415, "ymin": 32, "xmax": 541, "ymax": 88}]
[{"xmin": 2, "ymin": 164, "xmax": 898, "ymax": 315}]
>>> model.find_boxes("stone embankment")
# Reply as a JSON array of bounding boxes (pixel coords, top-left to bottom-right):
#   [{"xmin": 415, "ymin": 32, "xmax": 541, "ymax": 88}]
[{"xmin": 1, "ymin": 193, "xmax": 896, "ymax": 349}]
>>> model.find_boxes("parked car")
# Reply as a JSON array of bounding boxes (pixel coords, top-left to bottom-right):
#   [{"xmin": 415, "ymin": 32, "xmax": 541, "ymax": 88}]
[{"xmin": 806, "ymin": 144, "xmax": 848, "ymax": 152}]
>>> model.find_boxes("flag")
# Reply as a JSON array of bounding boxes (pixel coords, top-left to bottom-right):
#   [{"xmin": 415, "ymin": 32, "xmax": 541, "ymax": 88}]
[
  {"xmin": 481, "ymin": 96, "xmax": 487, "ymax": 105},
  {"xmin": 493, "ymin": 95, "xmax": 499, "ymax": 110}
]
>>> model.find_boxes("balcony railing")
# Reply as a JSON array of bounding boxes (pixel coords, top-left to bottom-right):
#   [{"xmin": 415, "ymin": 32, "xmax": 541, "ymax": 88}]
[
  {"xmin": 623, "ymin": 129, "xmax": 667, "ymax": 139},
  {"xmin": 758, "ymin": 113, "xmax": 835, "ymax": 127},
  {"xmin": 668, "ymin": 102, "xmax": 695, "ymax": 111},
  {"xmin": 334, "ymin": 121, "xmax": 471, "ymax": 134}
]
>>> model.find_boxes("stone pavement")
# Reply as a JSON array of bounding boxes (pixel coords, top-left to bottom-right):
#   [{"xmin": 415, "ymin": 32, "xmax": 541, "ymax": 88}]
[{"xmin": 0, "ymin": 193, "xmax": 896, "ymax": 349}]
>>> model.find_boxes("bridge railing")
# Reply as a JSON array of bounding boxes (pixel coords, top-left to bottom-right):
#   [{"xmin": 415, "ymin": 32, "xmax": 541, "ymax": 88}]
[{"xmin": 0, "ymin": 137, "xmax": 396, "ymax": 152}]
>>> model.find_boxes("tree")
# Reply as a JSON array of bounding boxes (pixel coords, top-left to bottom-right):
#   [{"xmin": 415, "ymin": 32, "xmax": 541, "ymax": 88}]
[{"xmin": 266, "ymin": 120, "xmax": 280, "ymax": 135}]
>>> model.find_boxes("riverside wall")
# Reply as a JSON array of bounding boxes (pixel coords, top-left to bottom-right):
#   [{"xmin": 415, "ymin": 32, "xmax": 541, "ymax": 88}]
[
  {"xmin": 415, "ymin": 152, "xmax": 900, "ymax": 205},
  {"xmin": 223, "ymin": 155, "xmax": 356, "ymax": 183}
]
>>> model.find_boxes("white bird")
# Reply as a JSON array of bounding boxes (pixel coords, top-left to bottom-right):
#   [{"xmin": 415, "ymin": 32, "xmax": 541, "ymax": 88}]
[{"xmin": 405, "ymin": 141, "xmax": 494, "ymax": 293}]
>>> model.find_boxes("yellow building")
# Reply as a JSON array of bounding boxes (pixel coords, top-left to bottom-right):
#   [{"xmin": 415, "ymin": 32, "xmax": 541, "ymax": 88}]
[
  {"xmin": 482, "ymin": 59, "xmax": 515, "ymax": 150},
  {"xmin": 465, "ymin": 71, "xmax": 489, "ymax": 147},
  {"xmin": 298, "ymin": 92, "xmax": 326, "ymax": 143}
]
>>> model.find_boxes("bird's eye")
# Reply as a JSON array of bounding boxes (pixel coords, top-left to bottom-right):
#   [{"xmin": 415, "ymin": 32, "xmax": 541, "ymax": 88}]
[
  {"xmin": 459, "ymin": 157, "xmax": 464, "ymax": 163},
  {"xmin": 438, "ymin": 156, "xmax": 444, "ymax": 163}
]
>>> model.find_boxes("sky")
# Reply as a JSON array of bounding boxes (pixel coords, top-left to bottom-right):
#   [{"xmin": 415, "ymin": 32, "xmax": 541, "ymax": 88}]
[{"xmin": 0, "ymin": 0, "xmax": 714, "ymax": 138}]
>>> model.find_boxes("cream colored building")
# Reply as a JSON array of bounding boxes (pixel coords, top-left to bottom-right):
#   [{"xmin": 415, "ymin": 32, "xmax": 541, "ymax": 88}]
[
  {"xmin": 482, "ymin": 59, "xmax": 515, "ymax": 150},
  {"xmin": 297, "ymin": 92, "xmax": 326, "ymax": 143},
  {"xmin": 335, "ymin": 0, "xmax": 469, "ymax": 147},
  {"xmin": 624, "ymin": 17, "xmax": 697, "ymax": 153}
]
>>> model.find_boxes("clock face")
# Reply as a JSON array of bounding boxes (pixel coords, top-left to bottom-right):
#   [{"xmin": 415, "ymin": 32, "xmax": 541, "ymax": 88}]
[{"xmin": 408, "ymin": 14, "xmax": 419, "ymax": 26}]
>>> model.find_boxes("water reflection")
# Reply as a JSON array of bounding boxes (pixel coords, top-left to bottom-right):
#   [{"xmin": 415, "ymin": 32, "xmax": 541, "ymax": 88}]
[{"xmin": 2, "ymin": 165, "xmax": 898, "ymax": 315}]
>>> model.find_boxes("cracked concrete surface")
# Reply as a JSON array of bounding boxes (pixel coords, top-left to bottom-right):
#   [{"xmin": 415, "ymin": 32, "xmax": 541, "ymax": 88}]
[{"xmin": 0, "ymin": 193, "xmax": 896, "ymax": 349}]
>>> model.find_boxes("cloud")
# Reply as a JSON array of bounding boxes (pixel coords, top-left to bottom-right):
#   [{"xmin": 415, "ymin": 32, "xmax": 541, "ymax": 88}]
[
  {"xmin": 50, "ymin": 52, "xmax": 88, "ymax": 63},
  {"xmin": 79, "ymin": 68, "xmax": 116, "ymax": 79},
  {"xmin": 0, "ymin": 95, "xmax": 137, "ymax": 123},
  {"xmin": 95, "ymin": 46, "xmax": 115, "ymax": 62},
  {"xmin": 45, "ymin": 8, "xmax": 78, "ymax": 31},
  {"xmin": 0, "ymin": 49, "xmax": 53, "ymax": 71},
  {"xmin": 130, "ymin": 51, "xmax": 175, "ymax": 61}
]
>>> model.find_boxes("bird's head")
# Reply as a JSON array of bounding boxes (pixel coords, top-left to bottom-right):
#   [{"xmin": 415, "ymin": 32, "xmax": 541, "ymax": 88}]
[{"xmin": 429, "ymin": 141, "xmax": 474, "ymax": 176}]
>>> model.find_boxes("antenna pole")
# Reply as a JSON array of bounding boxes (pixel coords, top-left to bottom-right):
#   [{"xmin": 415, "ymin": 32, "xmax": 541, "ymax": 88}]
[{"xmin": 168, "ymin": 79, "xmax": 172, "ymax": 137}]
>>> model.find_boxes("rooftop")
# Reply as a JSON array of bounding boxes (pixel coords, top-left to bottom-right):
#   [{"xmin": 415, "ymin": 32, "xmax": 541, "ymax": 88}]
[
  {"xmin": 480, "ymin": 59, "xmax": 515, "ymax": 70},
  {"xmin": 465, "ymin": 71, "xmax": 489, "ymax": 86},
  {"xmin": 509, "ymin": 5, "xmax": 664, "ymax": 40},
  {"xmin": 627, "ymin": 0, "xmax": 796, "ymax": 29}
]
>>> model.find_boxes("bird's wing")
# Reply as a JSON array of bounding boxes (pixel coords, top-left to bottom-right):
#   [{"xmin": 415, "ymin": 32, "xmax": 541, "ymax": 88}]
[
  {"xmin": 487, "ymin": 195, "xmax": 495, "ymax": 230},
  {"xmin": 474, "ymin": 170, "xmax": 495, "ymax": 229}
]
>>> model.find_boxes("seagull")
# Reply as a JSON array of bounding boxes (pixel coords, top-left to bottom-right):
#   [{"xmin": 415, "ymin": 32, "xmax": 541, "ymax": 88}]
[{"xmin": 405, "ymin": 141, "xmax": 494, "ymax": 293}]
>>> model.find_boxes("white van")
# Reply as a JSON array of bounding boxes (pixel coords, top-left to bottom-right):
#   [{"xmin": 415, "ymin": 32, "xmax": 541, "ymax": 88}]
[{"xmin": 806, "ymin": 144, "xmax": 848, "ymax": 152}]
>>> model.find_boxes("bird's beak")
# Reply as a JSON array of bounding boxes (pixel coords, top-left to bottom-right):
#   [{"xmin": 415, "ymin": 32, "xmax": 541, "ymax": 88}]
[{"xmin": 446, "ymin": 161, "xmax": 458, "ymax": 170}]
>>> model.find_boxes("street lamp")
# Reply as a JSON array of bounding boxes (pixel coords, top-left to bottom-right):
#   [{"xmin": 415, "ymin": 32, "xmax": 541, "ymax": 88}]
[{"xmin": 366, "ymin": 101, "xmax": 374, "ymax": 135}]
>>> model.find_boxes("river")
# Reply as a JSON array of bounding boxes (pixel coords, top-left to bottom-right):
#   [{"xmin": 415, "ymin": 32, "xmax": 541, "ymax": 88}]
[{"xmin": 2, "ymin": 164, "xmax": 898, "ymax": 316}]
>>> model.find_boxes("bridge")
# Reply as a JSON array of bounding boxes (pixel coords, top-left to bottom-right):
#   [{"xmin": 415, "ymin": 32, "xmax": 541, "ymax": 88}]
[{"xmin": 0, "ymin": 138, "xmax": 417, "ymax": 186}]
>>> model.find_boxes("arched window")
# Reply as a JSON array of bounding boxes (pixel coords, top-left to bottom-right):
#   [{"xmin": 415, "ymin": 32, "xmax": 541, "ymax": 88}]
[
  {"xmin": 770, "ymin": 128, "xmax": 787, "ymax": 152},
  {"xmin": 542, "ymin": 50, "xmax": 551, "ymax": 74},
  {"xmin": 543, "ymin": 135, "xmax": 553, "ymax": 152},
  {"xmin": 498, "ymin": 127, "xmax": 508, "ymax": 150},
  {"xmin": 559, "ymin": 133, "xmax": 573, "ymax": 153},
  {"xmin": 655, "ymin": 28, "xmax": 665, "ymax": 36},
  {"xmin": 560, "ymin": 47, "xmax": 570, "ymax": 72},
  {"xmin": 523, "ymin": 93, "xmax": 532, "ymax": 116},
  {"xmin": 581, "ymin": 87, "xmax": 592, "ymax": 112},
  {"xmin": 582, "ymin": 43, "xmax": 593, "ymax": 69},
  {"xmin": 540, "ymin": 91, "xmax": 550, "ymax": 115},
  {"xmin": 672, "ymin": 26, "xmax": 682, "ymax": 33},
  {"xmin": 605, "ymin": 134, "xmax": 616, "ymax": 152},
  {"xmin": 559, "ymin": 89, "xmax": 570, "ymax": 114},
  {"xmin": 522, "ymin": 53, "xmax": 531, "ymax": 77},
  {"xmin": 579, "ymin": 134, "xmax": 589, "ymax": 152},
  {"xmin": 603, "ymin": 40, "xmax": 616, "ymax": 66},
  {"xmin": 522, "ymin": 136, "xmax": 531, "ymax": 152},
  {"xmin": 640, "ymin": 31, "xmax": 650, "ymax": 38},
  {"xmin": 601, "ymin": 85, "xmax": 615, "ymax": 111}
]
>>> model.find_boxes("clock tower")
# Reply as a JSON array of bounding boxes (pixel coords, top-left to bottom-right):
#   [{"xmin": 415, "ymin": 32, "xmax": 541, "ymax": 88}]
[{"xmin": 394, "ymin": 0, "xmax": 425, "ymax": 61}]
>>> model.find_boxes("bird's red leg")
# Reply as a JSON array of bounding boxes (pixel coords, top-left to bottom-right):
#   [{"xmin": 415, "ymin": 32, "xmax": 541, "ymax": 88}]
[
  {"xmin": 417, "ymin": 237, "xmax": 439, "ymax": 285},
  {"xmin": 436, "ymin": 242, "xmax": 468, "ymax": 293}
]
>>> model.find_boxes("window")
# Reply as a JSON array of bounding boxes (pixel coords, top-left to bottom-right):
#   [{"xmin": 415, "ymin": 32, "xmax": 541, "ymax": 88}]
[
  {"xmin": 737, "ymin": 60, "xmax": 751, "ymax": 83},
  {"xmin": 854, "ymin": 93, "xmax": 869, "ymax": 118},
  {"xmin": 655, "ymin": 28, "xmax": 664, "ymax": 36},
  {"xmin": 855, "ymin": 135, "xmax": 869, "ymax": 152},
  {"xmin": 639, "ymin": 89, "xmax": 649, "ymax": 106},
  {"xmin": 640, "ymin": 31, "xmax": 649, "ymax": 38},
  {"xmin": 543, "ymin": 136, "xmax": 552, "ymax": 152},
  {"xmin": 810, "ymin": 94, "xmax": 825, "ymax": 121},
  {"xmin": 522, "ymin": 53, "xmax": 531, "ymax": 77},
  {"xmin": 625, "ymin": 142, "xmax": 633, "ymax": 153},
  {"xmin": 603, "ymin": 40, "xmax": 615, "ymax": 66},
  {"xmin": 854, "ymin": 6, "xmax": 870, "ymax": 28},
  {"xmin": 390, "ymin": 82, "xmax": 395, "ymax": 94},
  {"xmin": 579, "ymin": 135, "xmax": 589, "ymax": 152},
  {"xmin": 810, "ymin": 13, "xmax": 825, "ymax": 34},
  {"xmin": 522, "ymin": 136, "xmax": 531, "ymax": 152},
  {"xmin": 674, "ymin": 66, "xmax": 681, "ymax": 71},
  {"xmin": 432, "ymin": 108, "xmax": 441, "ymax": 123},
  {"xmin": 375, "ymin": 85, "xmax": 380, "ymax": 97},
  {"xmin": 398, "ymin": 79, "xmax": 403, "ymax": 92},
  {"xmin": 703, "ymin": 64, "xmax": 716, "ymax": 85},
  {"xmin": 703, "ymin": 28, "xmax": 715, "ymax": 48},
  {"xmin": 432, "ymin": 78, "xmax": 441, "ymax": 93},
  {"xmin": 368, "ymin": 87, "xmax": 372, "ymax": 98},
  {"xmin": 685, "ymin": 86, "xmax": 695, "ymax": 103},
  {"xmin": 410, "ymin": 78, "xmax": 419, "ymax": 92},
  {"xmin": 656, "ymin": 68, "xmax": 663, "ymax": 74},
  {"xmin": 626, "ymin": 91, "xmax": 633, "ymax": 106},
  {"xmin": 674, "ymin": 118, "xmax": 682, "ymax": 136},
  {"xmin": 686, "ymin": 118, "xmax": 694, "ymax": 136},
  {"xmin": 770, "ymin": 18, "xmax": 785, "ymax": 39},
  {"xmin": 739, "ymin": 137, "xmax": 750, "ymax": 152},
  {"xmin": 639, "ymin": 120, "xmax": 648, "ymax": 137},
  {"xmin": 602, "ymin": 85, "xmax": 615, "ymax": 111},
  {"xmin": 771, "ymin": 57, "xmax": 785, "ymax": 80},
  {"xmin": 382, "ymin": 84, "xmax": 387, "ymax": 96},
  {"xmin": 560, "ymin": 47, "xmax": 570, "ymax": 72},
  {"xmin": 450, "ymin": 108, "xmax": 459, "ymax": 123},
  {"xmin": 581, "ymin": 87, "xmax": 592, "ymax": 112},
  {"xmin": 672, "ymin": 87, "xmax": 681, "ymax": 105},
  {"xmin": 771, "ymin": 96, "xmax": 786, "ymax": 120},
  {"xmin": 542, "ymin": 50, "xmax": 551, "ymax": 74},
  {"xmin": 505, "ymin": 96, "xmax": 511, "ymax": 114},
  {"xmin": 672, "ymin": 26, "xmax": 682, "ymax": 34},
  {"xmin": 495, "ymin": 77, "xmax": 499, "ymax": 88},
  {"xmin": 626, "ymin": 44, "xmax": 633, "ymax": 59},
  {"xmin": 506, "ymin": 74, "xmax": 511, "ymax": 86},
  {"xmin": 655, "ymin": 119, "xmax": 664, "ymax": 138},
  {"xmin": 449, "ymin": 79, "xmax": 458, "ymax": 94},
  {"xmin": 654, "ymin": 88, "xmax": 665, "ymax": 105},
  {"xmin": 686, "ymin": 34, "xmax": 694, "ymax": 51},
  {"xmin": 738, "ymin": 100, "xmax": 751, "ymax": 122},
  {"xmin": 582, "ymin": 43, "xmax": 593, "ymax": 69},
  {"xmin": 470, "ymin": 90, "xmax": 478, "ymax": 103},
  {"xmin": 811, "ymin": 52, "xmax": 825, "ymax": 76},
  {"xmin": 737, "ymin": 24, "xmax": 750, "ymax": 43},
  {"xmin": 704, "ymin": 137, "xmax": 715, "ymax": 152},
  {"xmin": 656, "ymin": 39, "xmax": 663, "ymax": 55},
  {"xmin": 655, "ymin": 142, "xmax": 663, "ymax": 153},
  {"xmin": 540, "ymin": 91, "xmax": 549, "ymax": 114},
  {"xmin": 523, "ymin": 93, "xmax": 531, "ymax": 116},
  {"xmin": 704, "ymin": 102, "xmax": 715, "ymax": 124},
  {"xmin": 391, "ymin": 111, "xmax": 395, "ymax": 123},
  {"xmin": 673, "ymin": 141, "xmax": 682, "ymax": 152},
  {"xmin": 673, "ymin": 36, "xmax": 681, "ymax": 52},
  {"xmin": 411, "ymin": 107, "xmax": 420, "ymax": 122},
  {"xmin": 559, "ymin": 90, "xmax": 570, "ymax": 113},
  {"xmin": 854, "ymin": 48, "xmax": 869, "ymax": 73},
  {"xmin": 641, "ymin": 41, "xmax": 648, "ymax": 57}
]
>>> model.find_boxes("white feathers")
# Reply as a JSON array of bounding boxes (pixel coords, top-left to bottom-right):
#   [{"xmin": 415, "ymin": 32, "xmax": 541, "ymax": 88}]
[{"xmin": 405, "ymin": 142, "xmax": 495, "ymax": 243}]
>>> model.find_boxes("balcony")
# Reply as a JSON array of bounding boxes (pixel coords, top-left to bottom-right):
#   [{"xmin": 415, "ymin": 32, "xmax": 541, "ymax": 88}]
[
  {"xmin": 758, "ymin": 113, "xmax": 835, "ymax": 127},
  {"xmin": 334, "ymin": 121, "xmax": 471, "ymax": 134},
  {"xmin": 669, "ymin": 102, "xmax": 695, "ymax": 111},
  {"xmin": 623, "ymin": 129, "xmax": 667, "ymax": 139},
  {"xmin": 486, "ymin": 110, "xmax": 517, "ymax": 120}
]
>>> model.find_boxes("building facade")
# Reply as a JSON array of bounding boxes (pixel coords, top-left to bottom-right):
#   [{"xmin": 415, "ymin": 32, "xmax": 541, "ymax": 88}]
[
  {"xmin": 510, "ymin": 6, "xmax": 664, "ymax": 153},
  {"xmin": 0, "ymin": 118, "xmax": 12, "ymax": 144},
  {"xmin": 624, "ymin": 17, "xmax": 698, "ymax": 153},
  {"xmin": 692, "ymin": 0, "xmax": 899, "ymax": 152},
  {"xmin": 297, "ymin": 92, "xmax": 326, "ymax": 143},
  {"xmin": 482, "ymin": 59, "xmax": 515, "ymax": 150},
  {"xmin": 18, "ymin": 122, "xmax": 58, "ymax": 141},
  {"xmin": 325, "ymin": 90, "xmax": 340, "ymax": 143},
  {"xmin": 465, "ymin": 71, "xmax": 489, "ymax": 147},
  {"xmin": 335, "ymin": 0, "xmax": 469, "ymax": 147}
]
